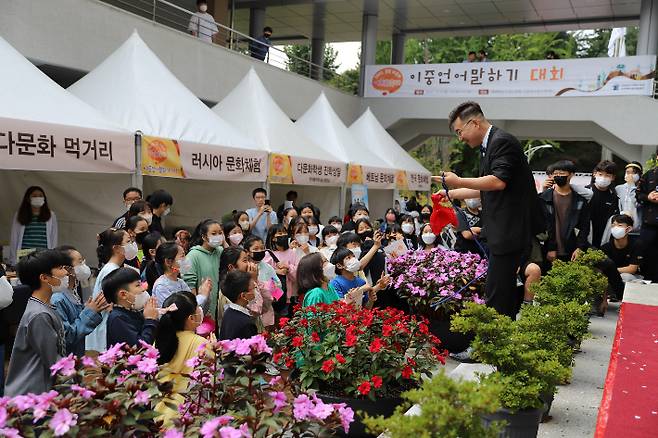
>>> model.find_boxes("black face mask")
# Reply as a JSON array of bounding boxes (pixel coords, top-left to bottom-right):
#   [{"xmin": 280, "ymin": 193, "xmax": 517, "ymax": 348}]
[
  {"xmin": 553, "ymin": 175, "xmax": 569, "ymax": 187},
  {"xmin": 135, "ymin": 232, "xmax": 148, "ymax": 245},
  {"xmin": 275, "ymin": 236, "xmax": 289, "ymax": 250},
  {"xmin": 251, "ymin": 251, "xmax": 266, "ymax": 262},
  {"xmin": 421, "ymin": 213, "xmax": 431, "ymax": 221},
  {"xmin": 358, "ymin": 230, "xmax": 374, "ymax": 241}
]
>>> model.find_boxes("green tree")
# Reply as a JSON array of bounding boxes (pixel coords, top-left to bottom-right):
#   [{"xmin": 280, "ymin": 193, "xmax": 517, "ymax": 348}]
[
  {"xmin": 328, "ymin": 67, "xmax": 360, "ymax": 95},
  {"xmin": 574, "ymin": 27, "xmax": 638, "ymax": 58},
  {"xmin": 283, "ymin": 44, "xmax": 340, "ymax": 80}
]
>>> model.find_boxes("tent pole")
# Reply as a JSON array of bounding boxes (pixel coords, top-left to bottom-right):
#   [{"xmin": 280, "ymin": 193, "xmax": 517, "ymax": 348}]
[
  {"xmin": 339, "ymin": 185, "xmax": 347, "ymax": 218},
  {"xmin": 132, "ymin": 133, "xmax": 143, "ymax": 191}
]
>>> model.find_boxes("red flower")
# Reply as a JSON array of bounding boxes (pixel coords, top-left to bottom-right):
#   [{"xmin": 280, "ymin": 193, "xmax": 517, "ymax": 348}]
[
  {"xmin": 292, "ymin": 336, "xmax": 303, "ymax": 347},
  {"xmin": 371, "ymin": 375, "xmax": 383, "ymax": 388},
  {"xmin": 407, "ymin": 357, "xmax": 417, "ymax": 367},
  {"xmin": 299, "ymin": 318, "xmax": 309, "ymax": 327},
  {"xmin": 401, "ymin": 365, "xmax": 413, "ymax": 379},
  {"xmin": 345, "ymin": 334, "xmax": 357, "ymax": 347},
  {"xmin": 272, "ymin": 352, "xmax": 283, "ymax": 363},
  {"xmin": 278, "ymin": 317, "xmax": 290, "ymax": 328},
  {"xmin": 311, "ymin": 332, "xmax": 320, "ymax": 343},
  {"xmin": 357, "ymin": 381, "xmax": 371, "ymax": 395},
  {"xmin": 369, "ymin": 337, "xmax": 384, "ymax": 353},
  {"xmin": 432, "ymin": 347, "xmax": 447, "ymax": 365},
  {"xmin": 382, "ymin": 324, "xmax": 393, "ymax": 337},
  {"xmin": 285, "ymin": 357, "xmax": 295, "ymax": 369},
  {"xmin": 419, "ymin": 323, "xmax": 429, "ymax": 335},
  {"xmin": 335, "ymin": 354, "xmax": 346, "ymax": 364},
  {"xmin": 321, "ymin": 359, "xmax": 336, "ymax": 373},
  {"xmin": 362, "ymin": 312, "xmax": 374, "ymax": 327}
]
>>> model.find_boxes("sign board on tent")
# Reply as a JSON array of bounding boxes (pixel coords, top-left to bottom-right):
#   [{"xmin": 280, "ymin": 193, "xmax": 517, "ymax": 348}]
[
  {"xmin": 141, "ymin": 136, "xmax": 267, "ymax": 182},
  {"xmin": 351, "ymin": 184, "xmax": 369, "ymax": 209},
  {"xmin": 0, "ymin": 117, "xmax": 134, "ymax": 173},
  {"xmin": 268, "ymin": 153, "xmax": 345, "ymax": 186},
  {"xmin": 365, "ymin": 55, "xmax": 657, "ymax": 98},
  {"xmin": 347, "ymin": 164, "xmax": 397, "ymax": 189}
]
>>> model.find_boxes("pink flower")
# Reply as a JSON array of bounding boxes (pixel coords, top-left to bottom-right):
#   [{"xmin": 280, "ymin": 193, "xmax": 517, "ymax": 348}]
[
  {"xmin": 239, "ymin": 423, "xmax": 252, "ymax": 438},
  {"xmin": 0, "ymin": 407, "xmax": 7, "ymax": 428},
  {"xmin": 136, "ymin": 357, "xmax": 158, "ymax": 374},
  {"xmin": 127, "ymin": 354, "xmax": 142, "ymax": 366},
  {"xmin": 196, "ymin": 319, "xmax": 215, "ymax": 336},
  {"xmin": 33, "ymin": 391, "xmax": 58, "ymax": 420},
  {"xmin": 81, "ymin": 356, "xmax": 96, "ymax": 367},
  {"xmin": 49, "ymin": 408, "xmax": 77, "ymax": 436},
  {"xmin": 0, "ymin": 428, "xmax": 21, "ymax": 438},
  {"xmin": 234, "ymin": 339, "xmax": 252, "ymax": 356},
  {"xmin": 269, "ymin": 375, "xmax": 282, "ymax": 386},
  {"xmin": 196, "ymin": 341, "xmax": 209, "ymax": 353},
  {"xmin": 134, "ymin": 390, "xmax": 150, "ymax": 405},
  {"xmin": 293, "ymin": 394, "xmax": 313, "ymax": 421},
  {"xmin": 163, "ymin": 429, "xmax": 184, "ymax": 438},
  {"xmin": 269, "ymin": 391, "xmax": 287, "ymax": 413},
  {"xmin": 185, "ymin": 357, "xmax": 200, "ymax": 368},
  {"xmin": 10, "ymin": 395, "xmax": 35, "ymax": 411},
  {"xmin": 139, "ymin": 340, "xmax": 160, "ymax": 359},
  {"xmin": 98, "ymin": 343, "xmax": 125, "ymax": 365},
  {"xmin": 335, "ymin": 403, "xmax": 355, "ymax": 433},
  {"xmin": 219, "ymin": 427, "xmax": 243, "ymax": 438},
  {"xmin": 200, "ymin": 416, "xmax": 234, "ymax": 438},
  {"xmin": 71, "ymin": 384, "xmax": 95, "ymax": 399},
  {"xmin": 310, "ymin": 397, "xmax": 333, "ymax": 420},
  {"xmin": 50, "ymin": 354, "xmax": 76, "ymax": 377}
]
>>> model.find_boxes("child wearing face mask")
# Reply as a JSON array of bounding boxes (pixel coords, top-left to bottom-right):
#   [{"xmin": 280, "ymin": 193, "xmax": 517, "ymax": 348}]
[
  {"xmin": 319, "ymin": 225, "xmax": 340, "ymax": 261},
  {"xmin": 454, "ymin": 198, "xmax": 485, "ymax": 257},
  {"xmin": 224, "ymin": 220, "xmax": 245, "ymax": 248},
  {"xmin": 265, "ymin": 224, "xmax": 299, "ymax": 316},
  {"xmin": 418, "ymin": 224, "xmax": 442, "ymax": 253},
  {"xmin": 4, "ymin": 249, "xmax": 68, "ymax": 396},
  {"xmin": 305, "ymin": 216, "xmax": 322, "ymax": 247},
  {"xmin": 52, "ymin": 245, "xmax": 110, "ymax": 356},
  {"xmin": 10, "ymin": 186, "xmax": 58, "ymax": 266},
  {"xmin": 141, "ymin": 232, "xmax": 163, "ymax": 294},
  {"xmin": 152, "ymin": 241, "xmax": 211, "ymax": 309},
  {"xmin": 615, "ymin": 162, "xmax": 643, "ymax": 232},
  {"xmin": 342, "ymin": 204, "xmax": 370, "ymax": 233},
  {"xmin": 124, "ymin": 215, "xmax": 150, "ymax": 269},
  {"xmin": 155, "ymin": 291, "xmax": 209, "ymax": 425},
  {"xmin": 399, "ymin": 214, "xmax": 419, "ymax": 250},
  {"xmin": 381, "ymin": 208, "xmax": 399, "ymax": 233},
  {"xmin": 290, "ymin": 221, "xmax": 319, "ymax": 259},
  {"xmin": 588, "ymin": 160, "xmax": 620, "ymax": 248},
  {"xmin": 86, "ymin": 228, "xmax": 138, "ymax": 353},
  {"xmin": 244, "ymin": 235, "xmax": 283, "ymax": 309},
  {"xmin": 104, "ymin": 267, "xmax": 159, "ymax": 347},
  {"xmin": 184, "ymin": 220, "xmax": 224, "ymax": 324},
  {"xmin": 328, "ymin": 216, "xmax": 343, "ymax": 234},
  {"xmin": 219, "ymin": 270, "xmax": 259, "ymax": 340},
  {"xmin": 234, "ymin": 211, "xmax": 252, "ymax": 238},
  {"xmin": 329, "ymin": 247, "xmax": 390, "ymax": 307},
  {"xmin": 601, "ymin": 214, "xmax": 643, "ymax": 285}
]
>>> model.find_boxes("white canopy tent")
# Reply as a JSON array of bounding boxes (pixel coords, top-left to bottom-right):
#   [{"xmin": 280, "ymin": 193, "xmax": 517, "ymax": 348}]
[
  {"xmin": 349, "ymin": 108, "xmax": 431, "ymax": 192},
  {"xmin": 296, "ymin": 93, "xmax": 399, "ymax": 218},
  {"xmin": 68, "ymin": 31, "xmax": 268, "ymax": 234},
  {"xmin": 213, "ymin": 68, "xmax": 347, "ymax": 222},
  {"xmin": 0, "ymin": 35, "xmax": 135, "ymax": 266}
]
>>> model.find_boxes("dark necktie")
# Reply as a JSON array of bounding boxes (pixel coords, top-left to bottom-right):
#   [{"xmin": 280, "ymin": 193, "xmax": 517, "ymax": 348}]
[{"xmin": 480, "ymin": 144, "xmax": 486, "ymax": 156}]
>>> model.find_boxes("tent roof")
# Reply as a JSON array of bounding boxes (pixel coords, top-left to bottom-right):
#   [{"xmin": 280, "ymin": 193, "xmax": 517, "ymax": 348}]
[
  {"xmin": 0, "ymin": 36, "xmax": 127, "ymax": 132},
  {"xmin": 68, "ymin": 31, "xmax": 259, "ymax": 150},
  {"xmin": 213, "ymin": 68, "xmax": 344, "ymax": 164},
  {"xmin": 350, "ymin": 108, "xmax": 430, "ymax": 175},
  {"xmin": 295, "ymin": 93, "xmax": 393, "ymax": 170}
]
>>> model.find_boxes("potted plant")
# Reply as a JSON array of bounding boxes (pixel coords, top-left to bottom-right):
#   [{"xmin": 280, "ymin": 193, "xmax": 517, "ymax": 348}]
[
  {"xmin": 452, "ymin": 303, "xmax": 571, "ymax": 438},
  {"xmin": 387, "ymin": 248, "xmax": 488, "ymax": 352},
  {"xmin": 270, "ymin": 301, "xmax": 447, "ymax": 436},
  {"xmin": 363, "ymin": 370, "xmax": 505, "ymax": 437}
]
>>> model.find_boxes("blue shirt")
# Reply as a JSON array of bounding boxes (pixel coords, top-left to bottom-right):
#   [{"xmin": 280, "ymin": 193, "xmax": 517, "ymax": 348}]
[
  {"xmin": 330, "ymin": 275, "xmax": 366, "ymax": 299},
  {"xmin": 246, "ymin": 207, "xmax": 278, "ymax": 240}
]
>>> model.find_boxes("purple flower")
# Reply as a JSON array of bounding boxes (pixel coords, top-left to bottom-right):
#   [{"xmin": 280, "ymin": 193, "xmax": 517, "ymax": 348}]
[
  {"xmin": 49, "ymin": 408, "xmax": 77, "ymax": 436},
  {"xmin": 0, "ymin": 428, "xmax": 21, "ymax": 438},
  {"xmin": 333, "ymin": 403, "xmax": 355, "ymax": 433},
  {"xmin": 219, "ymin": 426, "xmax": 245, "ymax": 438},
  {"xmin": 33, "ymin": 391, "xmax": 58, "ymax": 420},
  {"xmin": 136, "ymin": 357, "xmax": 158, "ymax": 374},
  {"xmin": 134, "ymin": 390, "xmax": 149, "ymax": 405},
  {"xmin": 81, "ymin": 356, "xmax": 96, "ymax": 367},
  {"xmin": 50, "ymin": 354, "xmax": 76, "ymax": 377},
  {"xmin": 71, "ymin": 384, "xmax": 95, "ymax": 399},
  {"xmin": 239, "ymin": 423, "xmax": 251, "ymax": 438},
  {"xmin": 0, "ymin": 407, "xmax": 7, "ymax": 428},
  {"xmin": 139, "ymin": 340, "xmax": 160, "ymax": 359},
  {"xmin": 200, "ymin": 416, "xmax": 234, "ymax": 438},
  {"xmin": 127, "ymin": 354, "xmax": 142, "ymax": 366},
  {"xmin": 10, "ymin": 395, "xmax": 35, "ymax": 411},
  {"xmin": 185, "ymin": 357, "xmax": 199, "ymax": 368},
  {"xmin": 234, "ymin": 339, "xmax": 252, "ymax": 355},
  {"xmin": 163, "ymin": 429, "xmax": 184, "ymax": 438},
  {"xmin": 269, "ymin": 375, "xmax": 282, "ymax": 386},
  {"xmin": 293, "ymin": 394, "xmax": 313, "ymax": 421},
  {"xmin": 98, "ymin": 343, "xmax": 125, "ymax": 365},
  {"xmin": 269, "ymin": 391, "xmax": 287, "ymax": 413},
  {"xmin": 309, "ymin": 396, "xmax": 333, "ymax": 420}
]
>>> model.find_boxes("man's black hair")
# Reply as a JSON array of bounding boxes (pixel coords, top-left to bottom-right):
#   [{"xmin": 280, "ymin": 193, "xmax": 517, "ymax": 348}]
[
  {"xmin": 611, "ymin": 214, "xmax": 634, "ymax": 227},
  {"xmin": 147, "ymin": 189, "xmax": 173, "ymax": 209},
  {"xmin": 17, "ymin": 249, "xmax": 71, "ymax": 292},
  {"xmin": 102, "ymin": 267, "xmax": 141, "ymax": 304},
  {"xmin": 594, "ymin": 160, "xmax": 617, "ymax": 175},
  {"xmin": 448, "ymin": 101, "xmax": 484, "ymax": 130},
  {"xmin": 252, "ymin": 187, "xmax": 267, "ymax": 198},
  {"xmin": 551, "ymin": 160, "xmax": 576, "ymax": 174},
  {"xmin": 263, "ymin": 26, "xmax": 273, "ymax": 33},
  {"xmin": 123, "ymin": 187, "xmax": 142, "ymax": 199},
  {"xmin": 221, "ymin": 270, "xmax": 253, "ymax": 303},
  {"xmin": 330, "ymin": 247, "xmax": 354, "ymax": 275},
  {"xmin": 336, "ymin": 232, "xmax": 361, "ymax": 249}
]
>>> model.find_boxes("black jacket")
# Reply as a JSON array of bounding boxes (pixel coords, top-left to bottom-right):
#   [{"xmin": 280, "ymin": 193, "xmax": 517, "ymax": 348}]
[
  {"xmin": 106, "ymin": 307, "xmax": 158, "ymax": 348},
  {"xmin": 540, "ymin": 188, "xmax": 590, "ymax": 255},
  {"xmin": 478, "ymin": 126, "xmax": 542, "ymax": 255},
  {"xmin": 219, "ymin": 307, "xmax": 258, "ymax": 341},
  {"xmin": 637, "ymin": 168, "xmax": 658, "ymax": 227}
]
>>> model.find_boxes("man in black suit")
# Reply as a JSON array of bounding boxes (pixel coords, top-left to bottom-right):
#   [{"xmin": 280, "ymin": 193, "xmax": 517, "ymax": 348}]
[{"xmin": 435, "ymin": 101, "xmax": 540, "ymax": 319}]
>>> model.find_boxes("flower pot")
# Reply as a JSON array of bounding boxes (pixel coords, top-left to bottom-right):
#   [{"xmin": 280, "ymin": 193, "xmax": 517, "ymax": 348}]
[
  {"xmin": 481, "ymin": 407, "xmax": 543, "ymax": 438},
  {"xmin": 318, "ymin": 393, "xmax": 403, "ymax": 437},
  {"xmin": 540, "ymin": 390, "xmax": 555, "ymax": 423},
  {"xmin": 428, "ymin": 316, "xmax": 473, "ymax": 353}
]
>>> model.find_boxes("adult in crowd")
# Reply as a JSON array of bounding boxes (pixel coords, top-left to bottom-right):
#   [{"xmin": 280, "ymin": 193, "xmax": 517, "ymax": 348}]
[
  {"xmin": 277, "ymin": 190, "xmax": 298, "ymax": 222},
  {"xmin": 147, "ymin": 190, "xmax": 174, "ymax": 237},
  {"xmin": 616, "ymin": 162, "xmax": 643, "ymax": 232},
  {"xmin": 637, "ymin": 158, "xmax": 658, "ymax": 282},
  {"xmin": 438, "ymin": 101, "xmax": 540, "ymax": 321},
  {"xmin": 246, "ymin": 188, "xmax": 278, "ymax": 240},
  {"xmin": 112, "ymin": 187, "xmax": 142, "ymax": 229},
  {"xmin": 250, "ymin": 26, "xmax": 273, "ymax": 61},
  {"xmin": 464, "ymin": 51, "xmax": 477, "ymax": 62},
  {"xmin": 10, "ymin": 186, "xmax": 58, "ymax": 266},
  {"xmin": 188, "ymin": 0, "xmax": 219, "ymax": 43}
]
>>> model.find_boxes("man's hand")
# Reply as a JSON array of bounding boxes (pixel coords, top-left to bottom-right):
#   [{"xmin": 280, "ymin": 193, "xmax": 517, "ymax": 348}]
[
  {"xmin": 542, "ymin": 177, "xmax": 554, "ymax": 191},
  {"xmin": 470, "ymin": 227, "xmax": 482, "ymax": 236},
  {"xmin": 571, "ymin": 248, "xmax": 583, "ymax": 262},
  {"xmin": 649, "ymin": 191, "xmax": 658, "ymax": 203},
  {"xmin": 441, "ymin": 172, "xmax": 462, "ymax": 188}
]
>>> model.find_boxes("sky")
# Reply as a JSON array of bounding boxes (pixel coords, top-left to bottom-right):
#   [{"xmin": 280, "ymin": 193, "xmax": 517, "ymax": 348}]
[{"xmin": 331, "ymin": 41, "xmax": 361, "ymax": 72}]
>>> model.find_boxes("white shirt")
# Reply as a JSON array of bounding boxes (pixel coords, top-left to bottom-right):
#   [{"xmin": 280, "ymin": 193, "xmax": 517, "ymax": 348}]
[
  {"xmin": 188, "ymin": 12, "xmax": 219, "ymax": 43},
  {"xmin": 481, "ymin": 125, "xmax": 493, "ymax": 154}
]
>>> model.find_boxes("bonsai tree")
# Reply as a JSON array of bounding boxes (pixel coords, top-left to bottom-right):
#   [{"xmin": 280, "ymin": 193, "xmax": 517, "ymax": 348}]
[
  {"xmin": 451, "ymin": 303, "xmax": 571, "ymax": 412},
  {"xmin": 363, "ymin": 370, "xmax": 504, "ymax": 438}
]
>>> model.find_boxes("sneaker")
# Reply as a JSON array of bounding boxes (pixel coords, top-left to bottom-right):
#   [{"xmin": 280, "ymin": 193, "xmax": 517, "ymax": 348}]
[{"xmin": 449, "ymin": 347, "xmax": 475, "ymax": 363}]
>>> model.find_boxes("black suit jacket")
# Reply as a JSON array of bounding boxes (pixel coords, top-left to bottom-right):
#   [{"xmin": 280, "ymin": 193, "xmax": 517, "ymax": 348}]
[{"xmin": 478, "ymin": 126, "xmax": 541, "ymax": 255}]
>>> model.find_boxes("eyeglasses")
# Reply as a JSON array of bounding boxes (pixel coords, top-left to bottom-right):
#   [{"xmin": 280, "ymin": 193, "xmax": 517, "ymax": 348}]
[{"xmin": 454, "ymin": 119, "xmax": 475, "ymax": 137}]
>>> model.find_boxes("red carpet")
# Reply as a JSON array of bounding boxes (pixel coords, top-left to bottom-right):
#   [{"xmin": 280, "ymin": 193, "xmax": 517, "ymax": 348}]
[{"xmin": 595, "ymin": 302, "xmax": 658, "ymax": 438}]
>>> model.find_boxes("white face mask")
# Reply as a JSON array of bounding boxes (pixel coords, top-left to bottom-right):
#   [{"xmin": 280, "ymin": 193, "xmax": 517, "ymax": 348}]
[
  {"xmin": 177, "ymin": 257, "xmax": 193, "ymax": 275},
  {"xmin": 132, "ymin": 291, "xmax": 150, "ymax": 311},
  {"xmin": 332, "ymin": 223, "xmax": 342, "ymax": 232},
  {"xmin": 465, "ymin": 199, "xmax": 481, "ymax": 210},
  {"xmin": 421, "ymin": 233, "xmax": 436, "ymax": 244},
  {"xmin": 123, "ymin": 241, "xmax": 139, "ymax": 261},
  {"xmin": 163, "ymin": 207, "xmax": 171, "ymax": 217},
  {"xmin": 402, "ymin": 223, "xmax": 415, "ymax": 235},
  {"xmin": 239, "ymin": 221, "xmax": 250, "ymax": 231},
  {"xmin": 611, "ymin": 226, "xmax": 628, "ymax": 240},
  {"xmin": 323, "ymin": 263, "xmax": 336, "ymax": 280},
  {"xmin": 50, "ymin": 274, "xmax": 70, "ymax": 293},
  {"xmin": 141, "ymin": 213, "xmax": 153, "ymax": 226},
  {"xmin": 30, "ymin": 197, "xmax": 45, "ymax": 208},
  {"xmin": 345, "ymin": 258, "xmax": 361, "ymax": 273},
  {"xmin": 74, "ymin": 263, "xmax": 92, "ymax": 283},
  {"xmin": 325, "ymin": 235, "xmax": 339, "ymax": 247},
  {"xmin": 295, "ymin": 235, "xmax": 309, "ymax": 245},
  {"xmin": 208, "ymin": 235, "xmax": 224, "ymax": 248},
  {"xmin": 308, "ymin": 226, "xmax": 319, "ymax": 236},
  {"xmin": 199, "ymin": 4, "xmax": 208, "ymax": 12},
  {"xmin": 350, "ymin": 247, "xmax": 362, "ymax": 259},
  {"xmin": 594, "ymin": 176, "xmax": 612, "ymax": 189},
  {"xmin": 229, "ymin": 233, "xmax": 244, "ymax": 246}
]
